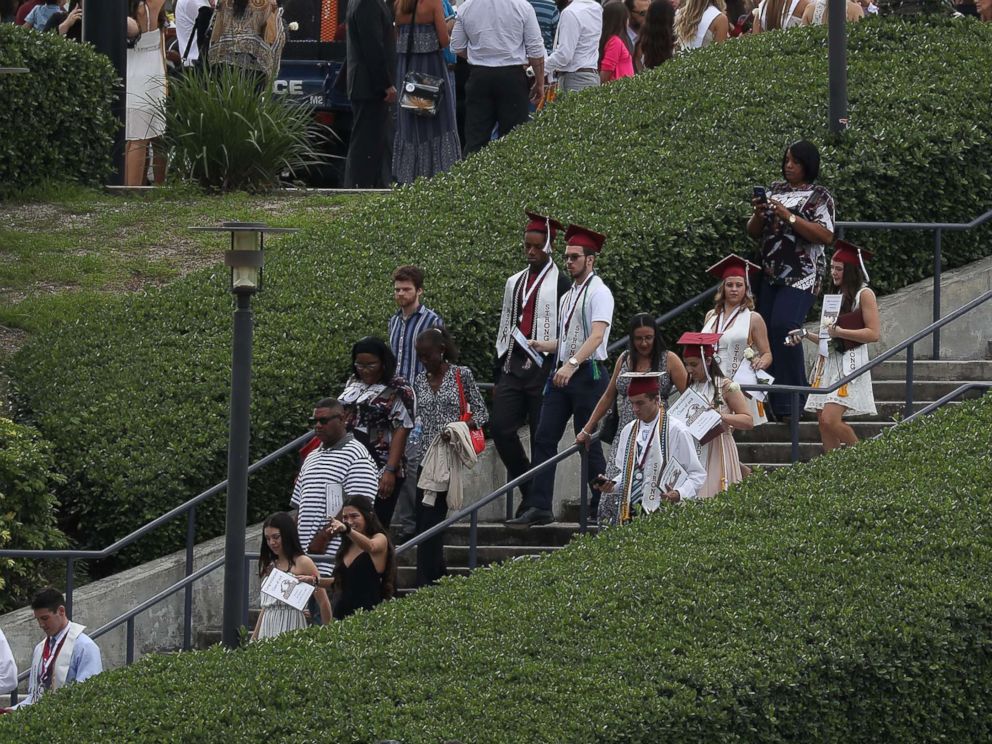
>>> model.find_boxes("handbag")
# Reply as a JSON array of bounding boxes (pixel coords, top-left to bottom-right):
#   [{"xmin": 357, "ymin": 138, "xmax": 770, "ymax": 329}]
[
  {"xmin": 398, "ymin": 0, "xmax": 445, "ymax": 117},
  {"xmin": 454, "ymin": 368, "xmax": 486, "ymax": 455},
  {"xmin": 835, "ymin": 307, "xmax": 865, "ymax": 352}
]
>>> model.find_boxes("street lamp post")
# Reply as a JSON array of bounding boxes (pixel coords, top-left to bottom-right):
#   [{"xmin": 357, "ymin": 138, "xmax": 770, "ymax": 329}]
[
  {"xmin": 827, "ymin": 0, "xmax": 849, "ymax": 134},
  {"xmin": 190, "ymin": 222, "xmax": 297, "ymax": 649}
]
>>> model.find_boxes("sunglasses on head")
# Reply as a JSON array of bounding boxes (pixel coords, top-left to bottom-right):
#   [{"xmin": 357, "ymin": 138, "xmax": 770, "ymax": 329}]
[{"xmin": 309, "ymin": 414, "xmax": 343, "ymax": 426}]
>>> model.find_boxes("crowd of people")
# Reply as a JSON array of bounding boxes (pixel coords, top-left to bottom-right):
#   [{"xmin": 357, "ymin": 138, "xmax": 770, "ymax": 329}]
[{"xmin": 0, "ymin": 137, "xmax": 891, "ymax": 703}]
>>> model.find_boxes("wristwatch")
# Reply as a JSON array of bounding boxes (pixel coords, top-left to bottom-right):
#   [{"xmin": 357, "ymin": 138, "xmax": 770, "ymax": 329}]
[
  {"xmin": 788, "ymin": 214, "xmax": 797, "ymax": 225},
  {"xmin": 568, "ymin": 356, "xmax": 580, "ymax": 368}
]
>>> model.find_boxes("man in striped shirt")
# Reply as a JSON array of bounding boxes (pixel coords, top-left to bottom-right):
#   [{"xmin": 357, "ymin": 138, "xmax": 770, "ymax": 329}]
[
  {"xmin": 292, "ymin": 399, "xmax": 379, "ymax": 578},
  {"xmin": 388, "ymin": 265, "xmax": 444, "ymax": 541}
]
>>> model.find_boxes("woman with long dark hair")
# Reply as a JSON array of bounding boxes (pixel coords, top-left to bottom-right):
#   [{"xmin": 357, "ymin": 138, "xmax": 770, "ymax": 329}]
[
  {"xmin": 635, "ymin": 0, "xmax": 675, "ymax": 71},
  {"xmin": 251, "ymin": 512, "xmax": 330, "ymax": 640},
  {"xmin": 599, "ymin": 1, "xmax": 635, "ymax": 82},
  {"xmin": 796, "ymin": 242, "xmax": 880, "ymax": 451},
  {"xmin": 338, "ymin": 336, "xmax": 416, "ymax": 529},
  {"xmin": 580, "ymin": 313, "xmax": 688, "ymax": 525},
  {"xmin": 323, "ymin": 495, "xmax": 397, "ymax": 619},
  {"xmin": 209, "ymin": 0, "xmax": 286, "ymax": 84},
  {"xmin": 747, "ymin": 139, "xmax": 835, "ymax": 421},
  {"xmin": 752, "ymin": 0, "xmax": 807, "ymax": 31}
]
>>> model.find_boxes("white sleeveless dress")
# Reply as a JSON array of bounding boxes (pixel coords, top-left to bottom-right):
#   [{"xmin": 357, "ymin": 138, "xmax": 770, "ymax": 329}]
[
  {"xmin": 125, "ymin": 12, "xmax": 167, "ymax": 141},
  {"xmin": 256, "ymin": 579, "xmax": 308, "ymax": 640},
  {"xmin": 702, "ymin": 306, "xmax": 768, "ymax": 426},
  {"xmin": 804, "ymin": 287, "xmax": 877, "ymax": 417}
]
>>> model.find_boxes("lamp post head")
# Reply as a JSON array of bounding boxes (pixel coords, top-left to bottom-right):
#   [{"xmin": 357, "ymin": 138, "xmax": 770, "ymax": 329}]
[{"xmin": 189, "ymin": 221, "xmax": 298, "ymax": 295}]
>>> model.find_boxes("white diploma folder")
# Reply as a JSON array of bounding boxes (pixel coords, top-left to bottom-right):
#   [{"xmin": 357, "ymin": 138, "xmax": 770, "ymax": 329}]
[{"xmin": 260, "ymin": 567, "xmax": 315, "ymax": 611}]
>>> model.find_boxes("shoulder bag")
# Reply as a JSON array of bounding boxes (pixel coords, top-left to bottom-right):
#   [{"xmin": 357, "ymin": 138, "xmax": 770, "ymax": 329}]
[
  {"xmin": 399, "ymin": 0, "xmax": 445, "ymax": 117},
  {"xmin": 454, "ymin": 368, "xmax": 487, "ymax": 455}
]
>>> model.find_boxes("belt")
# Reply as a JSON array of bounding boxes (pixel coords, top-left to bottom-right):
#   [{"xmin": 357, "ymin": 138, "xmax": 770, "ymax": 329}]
[{"xmin": 563, "ymin": 68, "xmax": 597, "ymax": 74}]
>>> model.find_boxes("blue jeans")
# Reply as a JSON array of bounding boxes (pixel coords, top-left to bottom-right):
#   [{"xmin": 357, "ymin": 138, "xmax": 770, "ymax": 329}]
[
  {"xmin": 757, "ymin": 277, "xmax": 817, "ymax": 417},
  {"xmin": 527, "ymin": 362, "xmax": 608, "ymax": 513}
]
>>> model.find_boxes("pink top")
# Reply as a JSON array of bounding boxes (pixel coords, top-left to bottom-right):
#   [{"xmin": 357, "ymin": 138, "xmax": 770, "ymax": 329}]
[{"xmin": 600, "ymin": 35, "xmax": 635, "ymax": 81}]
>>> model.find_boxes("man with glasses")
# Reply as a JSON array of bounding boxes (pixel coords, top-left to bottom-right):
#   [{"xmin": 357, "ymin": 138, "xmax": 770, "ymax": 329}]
[
  {"xmin": 292, "ymin": 399, "xmax": 378, "ymax": 584},
  {"xmin": 507, "ymin": 224, "xmax": 614, "ymax": 526}
]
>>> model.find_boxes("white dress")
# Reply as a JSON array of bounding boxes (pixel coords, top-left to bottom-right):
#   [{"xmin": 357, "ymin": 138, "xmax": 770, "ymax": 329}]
[
  {"xmin": 256, "ymin": 581, "xmax": 308, "ymax": 640},
  {"xmin": 126, "ymin": 20, "xmax": 167, "ymax": 141},
  {"xmin": 702, "ymin": 306, "xmax": 768, "ymax": 426},
  {"xmin": 805, "ymin": 287, "xmax": 877, "ymax": 417}
]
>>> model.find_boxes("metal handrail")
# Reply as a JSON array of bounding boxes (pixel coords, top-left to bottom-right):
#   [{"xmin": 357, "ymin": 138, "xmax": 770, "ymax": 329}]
[
  {"xmin": 739, "ymin": 289, "xmax": 992, "ymax": 462},
  {"xmin": 890, "ymin": 383, "xmax": 992, "ymax": 427},
  {"xmin": 835, "ymin": 206, "xmax": 992, "ymax": 359}
]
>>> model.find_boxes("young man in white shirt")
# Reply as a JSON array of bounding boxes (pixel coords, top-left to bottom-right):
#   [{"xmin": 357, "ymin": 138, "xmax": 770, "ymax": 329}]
[
  {"xmin": 546, "ymin": 0, "xmax": 603, "ymax": 93},
  {"xmin": 508, "ymin": 224, "xmax": 614, "ymax": 526}
]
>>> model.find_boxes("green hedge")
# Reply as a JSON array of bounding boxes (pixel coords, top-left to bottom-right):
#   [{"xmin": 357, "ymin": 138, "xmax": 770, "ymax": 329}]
[
  {"xmin": 8, "ymin": 18, "xmax": 992, "ymax": 570},
  {"xmin": 3, "ymin": 394, "xmax": 991, "ymax": 741},
  {"xmin": 0, "ymin": 25, "xmax": 117, "ymax": 197},
  {"xmin": 0, "ymin": 418, "xmax": 67, "ymax": 614}
]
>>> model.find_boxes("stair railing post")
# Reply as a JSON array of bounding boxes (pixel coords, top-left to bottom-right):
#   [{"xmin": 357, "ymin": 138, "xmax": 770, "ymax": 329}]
[
  {"xmin": 125, "ymin": 617, "xmax": 135, "ymax": 665},
  {"xmin": 904, "ymin": 345, "xmax": 914, "ymax": 420},
  {"xmin": 505, "ymin": 487, "xmax": 514, "ymax": 522},
  {"xmin": 468, "ymin": 511, "xmax": 478, "ymax": 570},
  {"xmin": 933, "ymin": 228, "xmax": 942, "ymax": 360},
  {"xmin": 65, "ymin": 557, "xmax": 74, "ymax": 618},
  {"xmin": 790, "ymin": 393, "xmax": 800, "ymax": 464},
  {"xmin": 579, "ymin": 446, "xmax": 589, "ymax": 534},
  {"xmin": 242, "ymin": 554, "xmax": 251, "ymax": 629},
  {"xmin": 183, "ymin": 505, "xmax": 196, "ymax": 651}
]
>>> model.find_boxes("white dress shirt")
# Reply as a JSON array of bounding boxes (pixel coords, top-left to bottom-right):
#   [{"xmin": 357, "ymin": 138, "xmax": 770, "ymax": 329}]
[
  {"xmin": 0, "ymin": 628, "xmax": 16, "ymax": 694},
  {"xmin": 450, "ymin": 0, "xmax": 546, "ymax": 67},
  {"xmin": 546, "ymin": 0, "xmax": 603, "ymax": 74},
  {"xmin": 175, "ymin": 0, "xmax": 212, "ymax": 65}
]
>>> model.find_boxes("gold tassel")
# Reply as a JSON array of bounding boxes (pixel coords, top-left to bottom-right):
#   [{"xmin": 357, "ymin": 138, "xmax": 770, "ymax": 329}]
[
  {"xmin": 756, "ymin": 400, "xmax": 765, "ymax": 417},
  {"xmin": 838, "ymin": 384, "xmax": 848, "ymax": 398}
]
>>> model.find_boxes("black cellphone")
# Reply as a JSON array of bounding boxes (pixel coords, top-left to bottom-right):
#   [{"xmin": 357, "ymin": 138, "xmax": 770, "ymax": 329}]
[
  {"xmin": 753, "ymin": 186, "xmax": 768, "ymax": 203},
  {"xmin": 591, "ymin": 475, "xmax": 609, "ymax": 487},
  {"xmin": 68, "ymin": 0, "xmax": 80, "ymax": 11}
]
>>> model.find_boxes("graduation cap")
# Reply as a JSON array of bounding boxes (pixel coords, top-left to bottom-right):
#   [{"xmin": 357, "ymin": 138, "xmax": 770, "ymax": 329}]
[
  {"xmin": 524, "ymin": 211, "xmax": 564, "ymax": 254},
  {"xmin": 622, "ymin": 371, "xmax": 663, "ymax": 397},
  {"xmin": 564, "ymin": 224, "xmax": 606, "ymax": 254},
  {"xmin": 677, "ymin": 332, "xmax": 722, "ymax": 383},
  {"xmin": 832, "ymin": 240, "xmax": 873, "ymax": 283},
  {"xmin": 707, "ymin": 254, "xmax": 761, "ymax": 295}
]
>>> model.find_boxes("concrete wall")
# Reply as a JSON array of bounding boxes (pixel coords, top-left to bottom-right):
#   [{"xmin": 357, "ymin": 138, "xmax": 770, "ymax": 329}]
[{"xmin": 804, "ymin": 253, "xmax": 992, "ymax": 368}]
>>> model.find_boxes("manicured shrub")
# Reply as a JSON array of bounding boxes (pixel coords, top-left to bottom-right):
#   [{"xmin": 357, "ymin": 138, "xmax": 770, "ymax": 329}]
[
  {"xmin": 8, "ymin": 18, "xmax": 992, "ymax": 570},
  {"xmin": 0, "ymin": 418, "xmax": 67, "ymax": 614},
  {"xmin": 2, "ymin": 395, "xmax": 990, "ymax": 742},
  {"xmin": 0, "ymin": 24, "xmax": 117, "ymax": 197},
  {"xmin": 161, "ymin": 65, "xmax": 327, "ymax": 192}
]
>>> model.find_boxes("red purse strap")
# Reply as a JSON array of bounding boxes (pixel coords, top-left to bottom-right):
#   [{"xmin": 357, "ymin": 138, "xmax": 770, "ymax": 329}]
[{"xmin": 454, "ymin": 367, "xmax": 469, "ymax": 418}]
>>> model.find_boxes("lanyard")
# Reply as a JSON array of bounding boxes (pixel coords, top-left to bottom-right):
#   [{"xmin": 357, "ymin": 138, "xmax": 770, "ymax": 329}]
[
  {"xmin": 41, "ymin": 630, "xmax": 69, "ymax": 687},
  {"xmin": 635, "ymin": 416, "xmax": 659, "ymax": 470},
  {"xmin": 561, "ymin": 273, "xmax": 593, "ymax": 339},
  {"xmin": 714, "ymin": 303, "xmax": 745, "ymax": 334},
  {"xmin": 517, "ymin": 261, "xmax": 552, "ymax": 315}
]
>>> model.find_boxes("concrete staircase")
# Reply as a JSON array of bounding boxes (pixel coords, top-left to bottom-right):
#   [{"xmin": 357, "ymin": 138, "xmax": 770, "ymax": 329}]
[{"xmin": 737, "ymin": 359, "xmax": 992, "ymax": 470}]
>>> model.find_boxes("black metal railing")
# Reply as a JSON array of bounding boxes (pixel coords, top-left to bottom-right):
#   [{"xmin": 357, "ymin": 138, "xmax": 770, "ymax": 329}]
[{"xmin": 835, "ymin": 207, "xmax": 992, "ymax": 360}]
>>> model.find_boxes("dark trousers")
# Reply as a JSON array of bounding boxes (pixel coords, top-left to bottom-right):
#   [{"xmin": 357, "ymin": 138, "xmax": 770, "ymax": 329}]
[
  {"xmin": 415, "ymin": 482, "xmax": 448, "ymax": 586},
  {"xmin": 527, "ymin": 363, "xmax": 608, "ymax": 513},
  {"xmin": 463, "ymin": 65, "xmax": 530, "ymax": 156},
  {"xmin": 756, "ymin": 277, "xmax": 818, "ymax": 417},
  {"xmin": 344, "ymin": 97, "xmax": 389, "ymax": 188},
  {"xmin": 373, "ymin": 476, "xmax": 404, "ymax": 529},
  {"xmin": 491, "ymin": 364, "xmax": 548, "ymax": 502}
]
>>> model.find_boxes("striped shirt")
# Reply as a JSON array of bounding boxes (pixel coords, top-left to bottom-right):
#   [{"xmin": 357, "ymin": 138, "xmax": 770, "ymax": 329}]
[
  {"xmin": 388, "ymin": 304, "xmax": 444, "ymax": 385},
  {"xmin": 527, "ymin": 0, "xmax": 560, "ymax": 55},
  {"xmin": 291, "ymin": 435, "xmax": 379, "ymax": 576}
]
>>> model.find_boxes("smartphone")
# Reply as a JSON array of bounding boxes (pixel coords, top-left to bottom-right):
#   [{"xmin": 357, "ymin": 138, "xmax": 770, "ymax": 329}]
[
  {"xmin": 753, "ymin": 186, "xmax": 768, "ymax": 204},
  {"xmin": 591, "ymin": 475, "xmax": 609, "ymax": 488}
]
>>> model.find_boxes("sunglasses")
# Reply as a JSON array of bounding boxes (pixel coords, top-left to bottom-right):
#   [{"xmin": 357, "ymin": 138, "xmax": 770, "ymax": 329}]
[
  {"xmin": 564, "ymin": 253, "xmax": 586, "ymax": 263},
  {"xmin": 309, "ymin": 414, "xmax": 343, "ymax": 426}
]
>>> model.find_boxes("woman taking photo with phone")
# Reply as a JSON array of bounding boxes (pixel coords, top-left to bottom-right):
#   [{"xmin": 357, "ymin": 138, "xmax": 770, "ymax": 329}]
[
  {"xmin": 252, "ymin": 512, "xmax": 330, "ymax": 641},
  {"xmin": 321, "ymin": 496, "xmax": 397, "ymax": 619},
  {"xmin": 794, "ymin": 242, "xmax": 880, "ymax": 451},
  {"xmin": 746, "ymin": 139, "xmax": 835, "ymax": 422}
]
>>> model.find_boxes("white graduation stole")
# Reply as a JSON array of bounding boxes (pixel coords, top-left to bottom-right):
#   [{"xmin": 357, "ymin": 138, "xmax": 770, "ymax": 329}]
[{"xmin": 495, "ymin": 264, "xmax": 560, "ymax": 359}]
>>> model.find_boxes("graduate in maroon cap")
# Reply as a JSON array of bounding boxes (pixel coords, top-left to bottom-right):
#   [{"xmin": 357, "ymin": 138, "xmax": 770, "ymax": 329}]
[
  {"xmin": 507, "ymin": 223, "xmax": 615, "ymax": 526},
  {"xmin": 701, "ymin": 254, "xmax": 772, "ymax": 426},
  {"xmin": 792, "ymin": 240, "xmax": 880, "ymax": 451},
  {"xmin": 677, "ymin": 332, "xmax": 754, "ymax": 500},
  {"xmin": 595, "ymin": 371, "xmax": 705, "ymax": 523},
  {"xmin": 492, "ymin": 213, "xmax": 572, "ymax": 517}
]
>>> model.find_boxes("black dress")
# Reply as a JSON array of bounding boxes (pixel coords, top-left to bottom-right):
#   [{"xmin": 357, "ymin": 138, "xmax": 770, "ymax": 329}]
[{"xmin": 332, "ymin": 552, "xmax": 385, "ymax": 620}]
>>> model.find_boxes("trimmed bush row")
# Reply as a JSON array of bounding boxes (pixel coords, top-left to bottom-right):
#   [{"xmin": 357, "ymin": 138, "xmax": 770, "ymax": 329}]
[
  {"xmin": 0, "ymin": 418, "xmax": 67, "ymax": 614},
  {"xmin": 9, "ymin": 18, "xmax": 992, "ymax": 570},
  {"xmin": 3, "ymin": 394, "xmax": 991, "ymax": 741},
  {"xmin": 0, "ymin": 25, "xmax": 117, "ymax": 197}
]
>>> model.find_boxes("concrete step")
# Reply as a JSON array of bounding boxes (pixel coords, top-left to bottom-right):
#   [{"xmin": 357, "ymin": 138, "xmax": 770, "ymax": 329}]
[
  {"xmin": 431, "ymin": 522, "xmax": 591, "ymax": 547},
  {"xmin": 395, "ymin": 544, "xmax": 561, "ymax": 567},
  {"xmin": 870, "ymin": 379, "xmax": 989, "ymax": 400},
  {"xmin": 737, "ymin": 442, "xmax": 824, "ymax": 463},
  {"xmin": 870, "ymin": 359, "xmax": 992, "ymax": 381},
  {"xmin": 739, "ymin": 421, "xmax": 893, "ymax": 443}
]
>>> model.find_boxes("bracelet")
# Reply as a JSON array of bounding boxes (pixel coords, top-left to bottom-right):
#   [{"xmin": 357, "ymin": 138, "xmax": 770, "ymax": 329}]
[{"xmin": 383, "ymin": 464, "xmax": 398, "ymax": 474}]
